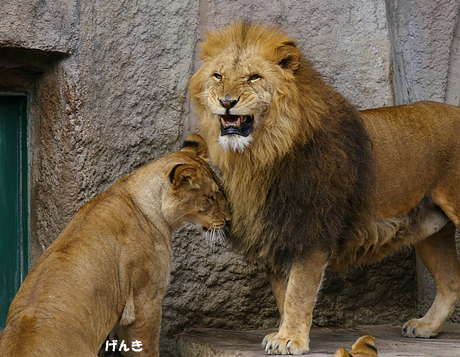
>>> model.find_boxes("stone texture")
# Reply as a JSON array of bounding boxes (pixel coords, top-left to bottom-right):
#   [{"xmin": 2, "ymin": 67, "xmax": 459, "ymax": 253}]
[
  {"xmin": 0, "ymin": 1, "xmax": 78, "ymax": 53},
  {"xmin": 1, "ymin": 1, "xmax": 460, "ymax": 356},
  {"xmin": 386, "ymin": 0, "xmax": 460, "ymax": 105},
  {"xmin": 162, "ymin": 226, "xmax": 278, "ymax": 355}
]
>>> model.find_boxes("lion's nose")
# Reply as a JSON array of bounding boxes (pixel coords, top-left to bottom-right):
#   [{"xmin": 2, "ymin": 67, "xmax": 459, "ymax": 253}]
[{"xmin": 219, "ymin": 96, "xmax": 238, "ymax": 109}]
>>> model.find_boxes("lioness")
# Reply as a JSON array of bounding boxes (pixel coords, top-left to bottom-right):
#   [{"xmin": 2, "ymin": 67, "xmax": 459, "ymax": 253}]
[
  {"xmin": 0, "ymin": 134, "xmax": 231, "ymax": 357},
  {"xmin": 189, "ymin": 22, "xmax": 460, "ymax": 354}
]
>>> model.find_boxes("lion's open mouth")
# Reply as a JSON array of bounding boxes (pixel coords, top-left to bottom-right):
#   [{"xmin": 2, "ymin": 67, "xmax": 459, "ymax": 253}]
[{"xmin": 220, "ymin": 115, "xmax": 254, "ymax": 137}]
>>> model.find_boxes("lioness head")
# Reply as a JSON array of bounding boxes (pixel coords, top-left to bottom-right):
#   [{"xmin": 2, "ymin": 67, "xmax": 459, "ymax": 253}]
[
  {"xmin": 190, "ymin": 22, "xmax": 321, "ymax": 155},
  {"xmin": 163, "ymin": 134, "xmax": 231, "ymax": 233}
]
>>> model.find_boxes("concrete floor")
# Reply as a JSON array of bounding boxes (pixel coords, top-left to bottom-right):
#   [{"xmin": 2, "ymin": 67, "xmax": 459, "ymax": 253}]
[{"xmin": 176, "ymin": 324, "xmax": 460, "ymax": 357}]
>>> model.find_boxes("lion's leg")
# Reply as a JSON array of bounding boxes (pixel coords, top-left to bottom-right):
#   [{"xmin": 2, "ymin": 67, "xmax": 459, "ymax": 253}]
[
  {"xmin": 403, "ymin": 221, "xmax": 460, "ymax": 338},
  {"xmin": 267, "ymin": 271, "xmax": 288, "ymax": 326},
  {"xmin": 263, "ymin": 250, "xmax": 329, "ymax": 355}
]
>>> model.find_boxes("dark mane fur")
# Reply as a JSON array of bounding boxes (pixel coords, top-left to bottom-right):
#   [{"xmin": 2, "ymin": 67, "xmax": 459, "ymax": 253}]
[{"xmin": 226, "ymin": 93, "xmax": 375, "ymax": 274}]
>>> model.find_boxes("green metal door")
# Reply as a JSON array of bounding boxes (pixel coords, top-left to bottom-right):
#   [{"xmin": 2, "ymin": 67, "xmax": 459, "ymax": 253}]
[{"xmin": 0, "ymin": 96, "xmax": 28, "ymax": 329}]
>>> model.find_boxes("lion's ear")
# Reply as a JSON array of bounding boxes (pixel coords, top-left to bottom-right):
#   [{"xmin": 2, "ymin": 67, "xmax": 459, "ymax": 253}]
[
  {"xmin": 332, "ymin": 348, "xmax": 351, "ymax": 357},
  {"xmin": 276, "ymin": 41, "xmax": 300, "ymax": 72},
  {"xmin": 180, "ymin": 133, "xmax": 209, "ymax": 161},
  {"xmin": 169, "ymin": 164, "xmax": 200, "ymax": 190}
]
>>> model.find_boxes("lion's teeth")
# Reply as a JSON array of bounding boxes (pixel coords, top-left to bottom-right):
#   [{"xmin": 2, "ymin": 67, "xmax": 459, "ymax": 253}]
[{"xmin": 220, "ymin": 115, "xmax": 245, "ymax": 127}]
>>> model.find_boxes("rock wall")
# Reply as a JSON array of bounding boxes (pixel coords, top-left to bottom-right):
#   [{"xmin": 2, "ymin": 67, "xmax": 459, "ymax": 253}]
[
  {"xmin": 387, "ymin": 0, "xmax": 460, "ymax": 105},
  {"xmin": 1, "ymin": 1, "xmax": 459, "ymax": 356}
]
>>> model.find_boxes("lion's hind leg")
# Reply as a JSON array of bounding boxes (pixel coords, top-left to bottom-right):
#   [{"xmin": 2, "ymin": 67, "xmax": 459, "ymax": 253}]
[{"xmin": 403, "ymin": 221, "xmax": 460, "ymax": 338}]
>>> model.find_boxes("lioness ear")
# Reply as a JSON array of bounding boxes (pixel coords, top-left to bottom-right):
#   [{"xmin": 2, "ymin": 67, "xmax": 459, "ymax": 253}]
[
  {"xmin": 169, "ymin": 164, "xmax": 200, "ymax": 190},
  {"xmin": 276, "ymin": 41, "xmax": 300, "ymax": 72},
  {"xmin": 180, "ymin": 133, "xmax": 209, "ymax": 160},
  {"xmin": 350, "ymin": 335, "xmax": 378, "ymax": 356},
  {"xmin": 332, "ymin": 347, "xmax": 351, "ymax": 357}
]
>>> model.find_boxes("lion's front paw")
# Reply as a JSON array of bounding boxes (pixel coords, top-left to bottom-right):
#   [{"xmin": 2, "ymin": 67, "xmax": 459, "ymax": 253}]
[
  {"xmin": 262, "ymin": 331, "xmax": 309, "ymax": 355},
  {"xmin": 402, "ymin": 318, "xmax": 440, "ymax": 338}
]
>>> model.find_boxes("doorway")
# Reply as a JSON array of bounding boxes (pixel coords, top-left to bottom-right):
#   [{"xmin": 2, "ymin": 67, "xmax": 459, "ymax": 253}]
[{"xmin": 0, "ymin": 95, "xmax": 28, "ymax": 329}]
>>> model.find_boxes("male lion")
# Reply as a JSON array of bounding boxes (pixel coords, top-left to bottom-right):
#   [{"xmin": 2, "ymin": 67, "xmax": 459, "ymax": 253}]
[
  {"xmin": 190, "ymin": 22, "xmax": 460, "ymax": 355},
  {"xmin": 0, "ymin": 134, "xmax": 231, "ymax": 357}
]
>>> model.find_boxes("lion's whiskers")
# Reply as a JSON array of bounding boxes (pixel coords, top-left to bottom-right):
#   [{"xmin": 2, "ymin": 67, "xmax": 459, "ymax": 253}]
[
  {"xmin": 168, "ymin": 212, "xmax": 190, "ymax": 229},
  {"xmin": 202, "ymin": 224, "xmax": 227, "ymax": 253}
]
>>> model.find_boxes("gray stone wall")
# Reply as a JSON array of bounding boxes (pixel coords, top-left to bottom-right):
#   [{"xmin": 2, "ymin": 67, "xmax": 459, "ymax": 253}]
[
  {"xmin": 1, "ymin": 1, "xmax": 460, "ymax": 356},
  {"xmin": 387, "ymin": 0, "xmax": 460, "ymax": 105}
]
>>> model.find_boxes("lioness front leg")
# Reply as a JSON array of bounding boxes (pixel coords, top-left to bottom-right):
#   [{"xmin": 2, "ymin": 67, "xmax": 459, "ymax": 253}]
[
  {"xmin": 403, "ymin": 221, "xmax": 460, "ymax": 338},
  {"xmin": 115, "ymin": 294, "xmax": 164, "ymax": 357},
  {"xmin": 263, "ymin": 251, "xmax": 329, "ymax": 355}
]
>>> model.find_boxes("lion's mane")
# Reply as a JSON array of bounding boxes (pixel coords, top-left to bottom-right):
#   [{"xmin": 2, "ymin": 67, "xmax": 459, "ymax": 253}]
[{"xmin": 190, "ymin": 23, "xmax": 378, "ymax": 274}]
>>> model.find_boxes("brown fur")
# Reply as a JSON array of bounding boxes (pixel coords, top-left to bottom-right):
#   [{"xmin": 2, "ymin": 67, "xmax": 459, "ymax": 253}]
[
  {"xmin": 190, "ymin": 22, "xmax": 460, "ymax": 354},
  {"xmin": 0, "ymin": 134, "xmax": 231, "ymax": 357},
  {"xmin": 333, "ymin": 336, "xmax": 378, "ymax": 357}
]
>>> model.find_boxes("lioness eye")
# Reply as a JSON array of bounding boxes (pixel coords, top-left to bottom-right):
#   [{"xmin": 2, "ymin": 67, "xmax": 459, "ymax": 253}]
[
  {"xmin": 249, "ymin": 74, "xmax": 260, "ymax": 81},
  {"xmin": 213, "ymin": 73, "xmax": 222, "ymax": 80}
]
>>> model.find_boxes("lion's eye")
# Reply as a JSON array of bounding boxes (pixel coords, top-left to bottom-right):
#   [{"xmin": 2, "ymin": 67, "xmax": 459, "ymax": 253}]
[
  {"xmin": 213, "ymin": 73, "xmax": 222, "ymax": 80},
  {"xmin": 249, "ymin": 74, "xmax": 260, "ymax": 82}
]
